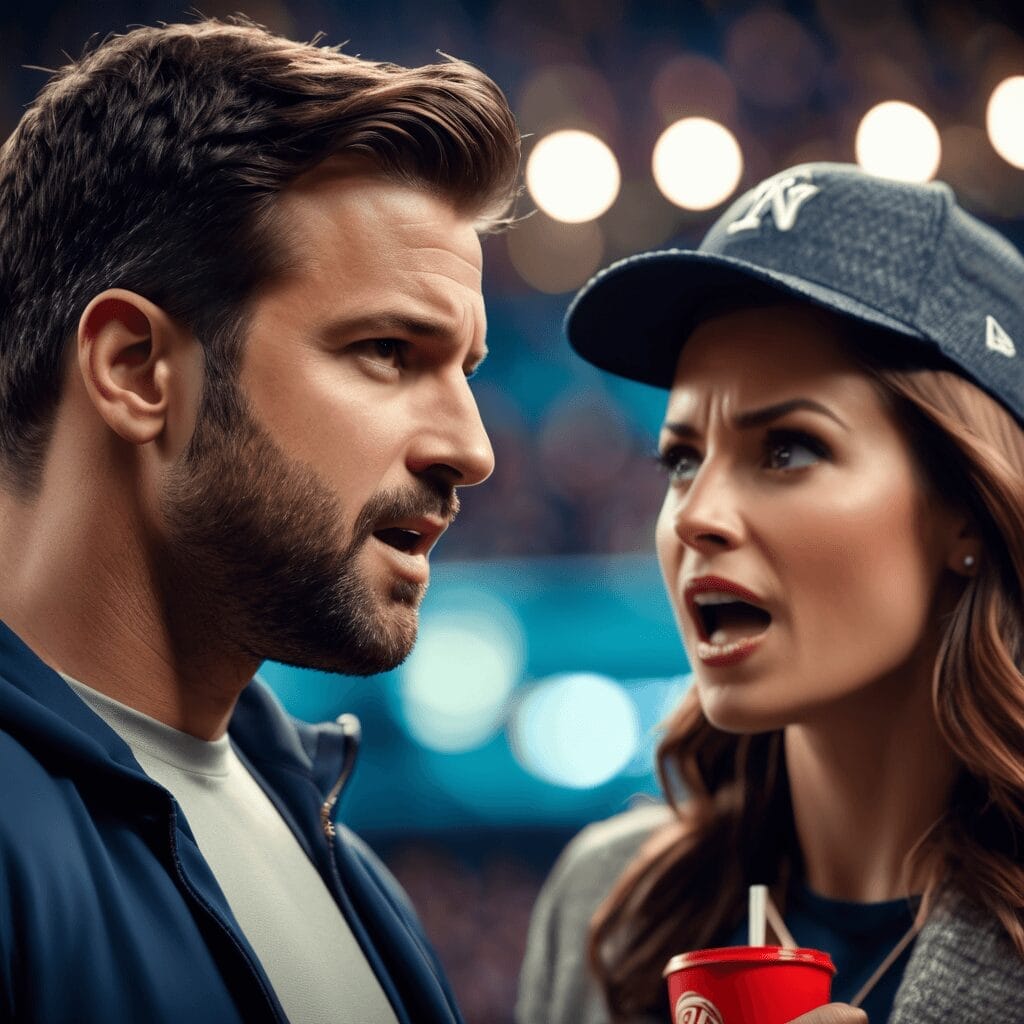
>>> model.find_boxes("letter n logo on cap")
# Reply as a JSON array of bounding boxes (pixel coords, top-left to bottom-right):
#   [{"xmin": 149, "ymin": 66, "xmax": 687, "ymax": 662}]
[
  {"xmin": 986, "ymin": 315, "xmax": 1016, "ymax": 358},
  {"xmin": 726, "ymin": 173, "xmax": 821, "ymax": 236}
]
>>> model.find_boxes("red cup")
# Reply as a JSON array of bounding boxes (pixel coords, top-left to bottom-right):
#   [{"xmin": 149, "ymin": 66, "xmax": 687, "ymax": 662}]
[{"xmin": 663, "ymin": 946, "xmax": 835, "ymax": 1024}]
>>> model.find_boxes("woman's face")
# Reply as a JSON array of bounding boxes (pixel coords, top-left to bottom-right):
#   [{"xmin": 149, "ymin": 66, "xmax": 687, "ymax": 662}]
[{"xmin": 655, "ymin": 303, "xmax": 966, "ymax": 732}]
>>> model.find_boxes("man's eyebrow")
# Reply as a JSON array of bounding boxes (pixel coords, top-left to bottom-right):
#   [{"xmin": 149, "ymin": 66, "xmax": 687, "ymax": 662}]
[
  {"xmin": 324, "ymin": 311, "xmax": 487, "ymax": 373},
  {"xmin": 324, "ymin": 312, "xmax": 456, "ymax": 341},
  {"xmin": 662, "ymin": 398, "xmax": 849, "ymax": 436}
]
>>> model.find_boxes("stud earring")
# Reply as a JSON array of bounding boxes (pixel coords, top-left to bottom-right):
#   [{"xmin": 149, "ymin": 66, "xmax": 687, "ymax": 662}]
[{"xmin": 964, "ymin": 554, "xmax": 976, "ymax": 569}]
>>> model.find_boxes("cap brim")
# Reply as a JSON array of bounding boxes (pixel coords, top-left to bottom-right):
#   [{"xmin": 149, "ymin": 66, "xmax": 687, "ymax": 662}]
[{"xmin": 565, "ymin": 249, "xmax": 929, "ymax": 388}]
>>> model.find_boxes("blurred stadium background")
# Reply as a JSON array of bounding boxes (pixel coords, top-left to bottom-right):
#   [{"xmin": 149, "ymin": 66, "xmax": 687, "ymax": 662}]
[{"xmin": 4, "ymin": 1, "xmax": 1024, "ymax": 1019}]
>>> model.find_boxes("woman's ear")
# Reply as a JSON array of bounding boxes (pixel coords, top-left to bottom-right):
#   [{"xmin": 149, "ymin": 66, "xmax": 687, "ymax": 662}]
[
  {"xmin": 946, "ymin": 520, "xmax": 981, "ymax": 578},
  {"xmin": 77, "ymin": 289, "xmax": 184, "ymax": 445}
]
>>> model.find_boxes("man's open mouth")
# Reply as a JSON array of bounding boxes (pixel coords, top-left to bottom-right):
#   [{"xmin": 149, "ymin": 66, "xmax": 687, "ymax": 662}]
[
  {"xmin": 371, "ymin": 516, "xmax": 447, "ymax": 558},
  {"xmin": 373, "ymin": 527, "xmax": 423, "ymax": 554}
]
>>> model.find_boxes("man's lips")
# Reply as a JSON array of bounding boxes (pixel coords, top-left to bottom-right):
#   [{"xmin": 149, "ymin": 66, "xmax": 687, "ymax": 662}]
[{"xmin": 371, "ymin": 516, "xmax": 449, "ymax": 557}]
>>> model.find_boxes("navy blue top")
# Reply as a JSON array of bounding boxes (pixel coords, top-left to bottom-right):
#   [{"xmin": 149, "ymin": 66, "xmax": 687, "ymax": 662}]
[
  {"xmin": 727, "ymin": 883, "xmax": 919, "ymax": 1023},
  {"xmin": 0, "ymin": 618, "xmax": 464, "ymax": 1023}
]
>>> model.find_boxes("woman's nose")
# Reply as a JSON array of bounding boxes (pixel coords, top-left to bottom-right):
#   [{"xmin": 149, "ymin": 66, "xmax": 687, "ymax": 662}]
[{"xmin": 670, "ymin": 466, "xmax": 746, "ymax": 553}]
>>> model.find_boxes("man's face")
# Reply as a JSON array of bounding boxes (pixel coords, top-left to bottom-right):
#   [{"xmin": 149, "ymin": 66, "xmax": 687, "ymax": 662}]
[{"xmin": 160, "ymin": 172, "xmax": 494, "ymax": 675}]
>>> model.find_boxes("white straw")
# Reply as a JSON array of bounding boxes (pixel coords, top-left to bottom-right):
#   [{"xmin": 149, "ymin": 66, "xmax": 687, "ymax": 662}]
[
  {"xmin": 765, "ymin": 896, "xmax": 798, "ymax": 949},
  {"xmin": 748, "ymin": 885, "xmax": 767, "ymax": 946}
]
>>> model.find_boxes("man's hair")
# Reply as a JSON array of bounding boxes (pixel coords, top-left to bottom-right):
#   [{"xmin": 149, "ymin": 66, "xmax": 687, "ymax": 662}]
[{"xmin": 0, "ymin": 18, "xmax": 520, "ymax": 494}]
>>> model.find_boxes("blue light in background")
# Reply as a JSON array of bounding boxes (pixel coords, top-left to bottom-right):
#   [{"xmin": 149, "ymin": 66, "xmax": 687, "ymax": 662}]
[
  {"xmin": 398, "ymin": 589, "xmax": 525, "ymax": 753},
  {"xmin": 261, "ymin": 554, "xmax": 689, "ymax": 833},
  {"xmin": 622, "ymin": 672, "xmax": 694, "ymax": 777},
  {"xmin": 509, "ymin": 672, "xmax": 641, "ymax": 788}
]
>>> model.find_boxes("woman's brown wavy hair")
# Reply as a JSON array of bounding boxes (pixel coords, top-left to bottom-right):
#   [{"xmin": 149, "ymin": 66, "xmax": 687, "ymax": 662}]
[{"xmin": 588, "ymin": 334, "xmax": 1024, "ymax": 1020}]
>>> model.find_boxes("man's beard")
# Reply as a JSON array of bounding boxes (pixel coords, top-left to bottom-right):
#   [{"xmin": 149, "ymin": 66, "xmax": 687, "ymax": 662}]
[{"xmin": 156, "ymin": 375, "xmax": 455, "ymax": 676}]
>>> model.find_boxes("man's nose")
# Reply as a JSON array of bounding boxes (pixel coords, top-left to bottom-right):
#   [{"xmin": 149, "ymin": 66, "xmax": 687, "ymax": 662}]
[{"xmin": 406, "ymin": 376, "xmax": 495, "ymax": 488}]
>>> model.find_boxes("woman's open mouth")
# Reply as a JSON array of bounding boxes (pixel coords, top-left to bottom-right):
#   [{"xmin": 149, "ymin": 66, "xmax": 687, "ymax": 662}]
[{"xmin": 685, "ymin": 576, "xmax": 773, "ymax": 667}]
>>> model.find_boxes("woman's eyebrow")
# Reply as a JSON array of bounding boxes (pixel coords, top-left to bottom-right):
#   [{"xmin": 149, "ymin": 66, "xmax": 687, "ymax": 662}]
[
  {"xmin": 734, "ymin": 397, "xmax": 849, "ymax": 431},
  {"xmin": 662, "ymin": 397, "xmax": 849, "ymax": 436}
]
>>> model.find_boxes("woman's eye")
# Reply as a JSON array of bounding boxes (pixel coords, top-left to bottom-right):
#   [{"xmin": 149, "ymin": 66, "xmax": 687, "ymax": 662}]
[
  {"xmin": 764, "ymin": 431, "xmax": 827, "ymax": 471},
  {"xmin": 656, "ymin": 446, "xmax": 701, "ymax": 482}
]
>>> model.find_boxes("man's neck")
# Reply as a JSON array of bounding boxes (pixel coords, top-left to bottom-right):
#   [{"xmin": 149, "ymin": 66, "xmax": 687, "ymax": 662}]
[{"xmin": 0, "ymin": 481, "xmax": 255, "ymax": 741}]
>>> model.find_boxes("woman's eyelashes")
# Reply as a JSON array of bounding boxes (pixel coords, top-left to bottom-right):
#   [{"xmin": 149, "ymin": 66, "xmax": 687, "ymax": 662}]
[
  {"xmin": 655, "ymin": 444, "xmax": 701, "ymax": 482},
  {"xmin": 763, "ymin": 429, "xmax": 831, "ymax": 471},
  {"xmin": 656, "ymin": 428, "xmax": 831, "ymax": 482}
]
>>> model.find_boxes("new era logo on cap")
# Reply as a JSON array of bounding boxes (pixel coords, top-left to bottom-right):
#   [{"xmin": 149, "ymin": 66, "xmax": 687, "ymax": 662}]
[{"xmin": 986, "ymin": 315, "xmax": 1016, "ymax": 358}]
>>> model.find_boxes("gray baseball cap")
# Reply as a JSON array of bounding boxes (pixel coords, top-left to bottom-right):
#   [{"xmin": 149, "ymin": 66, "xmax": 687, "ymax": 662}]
[{"xmin": 566, "ymin": 162, "xmax": 1024, "ymax": 424}]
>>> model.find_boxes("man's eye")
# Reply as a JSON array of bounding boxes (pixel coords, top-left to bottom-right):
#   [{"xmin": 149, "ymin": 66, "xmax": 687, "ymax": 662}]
[
  {"xmin": 764, "ymin": 431, "xmax": 828, "ymax": 471},
  {"xmin": 656, "ymin": 446, "xmax": 701, "ymax": 482},
  {"xmin": 359, "ymin": 338, "xmax": 405, "ymax": 368}
]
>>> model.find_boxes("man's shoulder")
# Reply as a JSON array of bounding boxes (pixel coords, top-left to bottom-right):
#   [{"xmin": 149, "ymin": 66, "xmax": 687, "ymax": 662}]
[
  {"xmin": 0, "ymin": 728, "xmax": 91, "ymax": 850},
  {"xmin": 0, "ymin": 727, "xmax": 69, "ymax": 802}
]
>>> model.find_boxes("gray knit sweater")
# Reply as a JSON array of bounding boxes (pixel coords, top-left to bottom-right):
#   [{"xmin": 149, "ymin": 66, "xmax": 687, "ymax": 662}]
[{"xmin": 515, "ymin": 803, "xmax": 1024, "ymax": 1024}]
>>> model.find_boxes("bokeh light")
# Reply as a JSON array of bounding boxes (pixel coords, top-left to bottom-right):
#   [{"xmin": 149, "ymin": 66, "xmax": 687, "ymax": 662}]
[
  {"xmin": 939, "ymin": 123, "xmax": 1024, "ymax": 219},
  {"xmin": 525, "ymin": 130, "xmax": 621, "ymax": 223},
  {"xmin": 601, "ymin": 178, "xmax": 682, "ymax": 257},
  {"xmin": 724, "ymin": 7, "xmax": 824, "ymax": 110},
  {"xmin": 509, "ymin": 673, "xmax": 640, "ymax": 788},
  {"xmin": 652, "ymin": 118, "xmax": 744, "ymax": 211},
  {"xmin": 621, "ymin": 674, "xmax": 693, "ymax": 777},
  {"xmin": 506, "ymin": 213, "xmax": 604, "ymax": 294},
  {"xmin": 399, "ymin": 593, "xmax": 525, "ymax": 753},
  {"xmin": 855, "ymin": 100, "xmax": 941, "ymax": 182},
  {"xmin": 516, "ymin": 63, "xmax": 619, "ymax": 141},
  {"xmin": 651, "ymin": 54, "xmax": 738, "ymax": 126},
  {"xmin": 987, "ymin": 76, "xmax": 1024, "ymax": 170}
]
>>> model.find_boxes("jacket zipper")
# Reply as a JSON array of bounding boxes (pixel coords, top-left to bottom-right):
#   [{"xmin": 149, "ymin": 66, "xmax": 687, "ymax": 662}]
[
  {"xmin": 316, "ymin": 713, "xmax": 425, "ymax": 1023},
  {"xmin": 319, "ymin": 712, "xmax": 361, "ymax": 840}
]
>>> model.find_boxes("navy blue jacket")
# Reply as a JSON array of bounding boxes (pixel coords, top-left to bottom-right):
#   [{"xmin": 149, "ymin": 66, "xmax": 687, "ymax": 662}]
[{"xmin": 0, "ymin": 620, "xmax": 464, "ymax": 1023}]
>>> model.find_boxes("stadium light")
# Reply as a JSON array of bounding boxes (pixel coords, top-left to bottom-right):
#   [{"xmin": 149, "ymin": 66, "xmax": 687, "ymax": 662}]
[
  {"xmin": 652, "ymin": 117, "xmax": 744, "ymax": 211},
  {"xmin": 855, "ymin": 100, "xmax": 941, "ymax": 182},
  {"xmin": 525, "ymin": 130, "xmax": 621, "ymax": 223},
  {"xmin": 510, "ymin": 673, "xmax": 640, "ymax": 788},
  {"xmin": 987, "ymin": 76, "xmax": 1024, "ymax": 170}
]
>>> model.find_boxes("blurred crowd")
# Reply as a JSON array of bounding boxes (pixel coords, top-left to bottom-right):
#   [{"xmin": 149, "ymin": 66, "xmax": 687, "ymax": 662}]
[
  {"xmin": 383, "ymin": 834, "xmax": 569, "ymax": 1024},
  {"xmin": 442, "ymin": 375, "xmax": 668, "ymax": 560}
]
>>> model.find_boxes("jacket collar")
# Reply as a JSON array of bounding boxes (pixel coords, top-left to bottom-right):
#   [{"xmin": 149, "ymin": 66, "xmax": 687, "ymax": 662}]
[
  {"xmin": 0, "ymin": 619, "xmax": 146, "ymax": 780},
  {"xmin": 230, "ymin": 677, "xmax": 359, "ymax": 809},
  {"xmin": 0, "ymin": 618, "xmax": 356, "ymax": 808}
]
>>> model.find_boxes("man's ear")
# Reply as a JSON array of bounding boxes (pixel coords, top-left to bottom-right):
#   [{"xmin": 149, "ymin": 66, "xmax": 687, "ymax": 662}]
[{"xmin": 77, "ymin": 289, "xmax": 187, "ymax": 446}]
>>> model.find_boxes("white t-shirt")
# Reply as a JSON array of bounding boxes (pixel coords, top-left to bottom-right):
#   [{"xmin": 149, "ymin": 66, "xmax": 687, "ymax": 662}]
[{"xmin": 63, "ymin": 674, "xmax": 400, "ymax": 1024}]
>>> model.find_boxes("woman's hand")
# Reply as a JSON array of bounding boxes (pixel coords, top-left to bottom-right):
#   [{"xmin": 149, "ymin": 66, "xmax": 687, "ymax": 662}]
[{"xmin": 787, "ymin": 1005, "xmax": 868, "ymax": 1024}]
